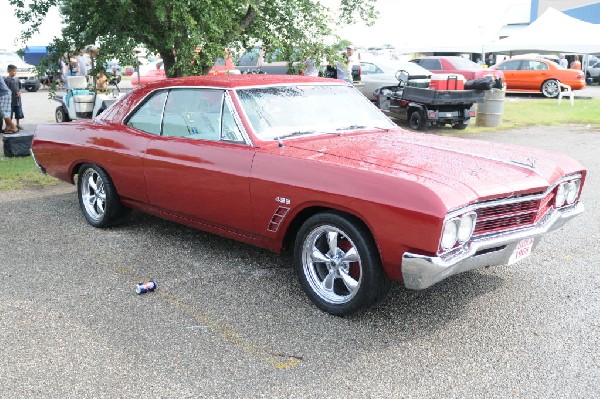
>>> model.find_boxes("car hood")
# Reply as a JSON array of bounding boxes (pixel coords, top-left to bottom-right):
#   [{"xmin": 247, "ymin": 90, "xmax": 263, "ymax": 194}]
[{"xmin": 281, "ymin": 129, "xmax": 582, "ymax": 206}]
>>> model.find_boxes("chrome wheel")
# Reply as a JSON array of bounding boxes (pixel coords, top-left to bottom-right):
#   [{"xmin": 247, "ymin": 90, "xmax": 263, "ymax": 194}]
[
  {"xmin": 294, "ymin": 212, "xmax": 390, "ymax": 315},
  {"xmin": 80, "ymin": 168, "xmax": 106, "ymax": 222},
  {"xmin": 301, "ymin": 225, "xmax": 362, "ymax": 304},
  {"xmin": 542, "ymin": 79, "xmax": 560, "ymax": 98}
]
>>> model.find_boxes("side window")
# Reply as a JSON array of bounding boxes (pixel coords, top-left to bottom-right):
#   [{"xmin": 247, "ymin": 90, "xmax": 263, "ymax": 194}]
[
  {"xmin": 532, "ymin": 61, "xmax": 548, "ymax": 70},
  {"xmin": 126, "ymin": 90, "xmax": 168, "ymax": 135},
  {"xmin": 360, "ymin": 63, "xmax": 376, "ymax": 75},
  {"xmin": 162, "ymin": 89, "xmax": 223, "ymax": 140},
  {"xmin": 221, "ymin": 98, "xmax": 244, "ymax": 142},
  {"xmin": 498, "ymin": 60, "xmax": 520, "ymax": 71}
]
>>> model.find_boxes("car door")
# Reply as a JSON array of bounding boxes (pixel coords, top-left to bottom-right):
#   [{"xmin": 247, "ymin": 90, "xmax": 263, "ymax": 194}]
[
  {"xmin": 143, "ymin": 88, "xmax": 256, "ymax": 234},
  {"xmin": 496, "ymin": 60, "xmax": 524, "ymax": 89}
]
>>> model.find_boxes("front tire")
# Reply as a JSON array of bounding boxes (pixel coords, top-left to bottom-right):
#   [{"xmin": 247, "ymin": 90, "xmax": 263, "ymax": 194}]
[
  {"xmin": 541, "ymin": 79, "xmax": 560, "ymax": 98},
  {"xmin": 55, "ymin": 106, "xmax": 70, "ymax": 123},
  {"xmin": 77, "ymin": 164, "xmax": 130, "ymax": 228},
  {"xmin": 294, "ymin": 212, "xmax": 390, "ymax": 316}
]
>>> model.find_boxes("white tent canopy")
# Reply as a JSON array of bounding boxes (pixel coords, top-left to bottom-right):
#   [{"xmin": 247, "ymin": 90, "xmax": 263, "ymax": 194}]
[{"xmin": 485, "ymin": 8, "xmax": 600, "ymax": 54}]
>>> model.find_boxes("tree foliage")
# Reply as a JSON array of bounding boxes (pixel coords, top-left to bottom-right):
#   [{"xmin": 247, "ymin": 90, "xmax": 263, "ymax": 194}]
[{"xmin": 9, "ymin": 0, "xmax": 378, "ymax": 78}]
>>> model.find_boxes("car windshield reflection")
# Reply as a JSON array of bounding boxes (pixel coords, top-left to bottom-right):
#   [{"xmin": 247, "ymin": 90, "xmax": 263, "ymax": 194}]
[{"xmin": 236, "ymin": 85, "xmax": 395, "ymax": 140}]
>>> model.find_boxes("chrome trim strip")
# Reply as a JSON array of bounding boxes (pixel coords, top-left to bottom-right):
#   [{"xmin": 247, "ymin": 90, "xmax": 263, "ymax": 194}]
[
  {"xmin": 223, "ymin": 91, "xmax": 252, "ymax": 145},
  {"xmin": 402, "ymin": 201, "xmax": 584, "ymax": 290},
  {"xmin": 30, "ymin": 148, "xmax": 46, "ymax": 174}
]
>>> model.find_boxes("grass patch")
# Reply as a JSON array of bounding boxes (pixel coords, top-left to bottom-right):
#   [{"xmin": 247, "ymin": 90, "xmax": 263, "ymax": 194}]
[
  {"xmin": 0, "ymin": 156, "xmax": 61, "ymax": 191},
  {"xmin": 466, "ymin": 98, "xmax": 600, "ymax": 133}
]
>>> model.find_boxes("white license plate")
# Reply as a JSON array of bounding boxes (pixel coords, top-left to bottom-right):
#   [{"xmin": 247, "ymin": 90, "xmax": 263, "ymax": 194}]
[{"xmin": 508, "ymin": 238, "xmax": 535, "ymax": 265}]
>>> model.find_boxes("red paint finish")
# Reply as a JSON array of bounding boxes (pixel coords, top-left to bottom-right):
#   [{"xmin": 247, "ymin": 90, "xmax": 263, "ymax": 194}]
[{"xmin": 32, "ymin": 76, "xmax": 586, "ymax": 282}]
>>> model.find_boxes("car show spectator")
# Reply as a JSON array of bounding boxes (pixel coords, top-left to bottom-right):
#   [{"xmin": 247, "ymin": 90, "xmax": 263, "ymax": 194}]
[
  {"xmin": 485, "ymin": 54, "xmax": 495, "ymax": 67},
  {"xmin": 559, "ymin": 55, "xmax": 568, "ymax": 69},
  {"xmin": 4, "ymin": 64, "xmax": 24, "ymax": 131},
  {"xmin": 96, "ymin": 69, "xmax": 108, "ymax": 92},
  {"xmin": 303, "ymin": 58, "xmax": 318, "ymax": 76},
  {"xmin": 0, "ymin": 73, "xmax": 18, "ymax": 133},
  {"xmin": 570, "ymin": 55, "xmax": 582, "ymax": 70},
  {"xmin": 77, "ymin": 50, "xmax": 89, "ymax": 80}
]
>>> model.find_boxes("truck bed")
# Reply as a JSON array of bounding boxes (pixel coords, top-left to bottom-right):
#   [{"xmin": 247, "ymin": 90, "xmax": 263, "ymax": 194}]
[{"xmin": 401, "ymin": 86, "xmax": 485, "ymax": 105}]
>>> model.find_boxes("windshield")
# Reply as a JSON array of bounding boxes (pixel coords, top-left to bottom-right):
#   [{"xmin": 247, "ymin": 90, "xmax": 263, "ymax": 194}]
[{"xmin": 236, "ymin": 85, "xmax": 395, "ymax": 140}]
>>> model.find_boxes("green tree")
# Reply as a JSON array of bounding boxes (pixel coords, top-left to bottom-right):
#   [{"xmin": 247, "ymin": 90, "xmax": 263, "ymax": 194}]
[{"xmin": 10, "ymin": 0, "xmax": 377, "ymax": 78}]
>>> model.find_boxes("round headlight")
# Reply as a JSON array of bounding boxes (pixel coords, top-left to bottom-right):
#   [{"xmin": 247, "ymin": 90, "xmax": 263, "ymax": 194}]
[
  {"xmin": 555, "ymin": 183, "xmax": 567, "ymax": 208},
  {"xmin": 441, "ymin": 219, "xmax": 458, "ymax": 250},
  {"xmin": 565, "ymin": 180, "xmax": 580, "ymax": 204},
  {"xmin": 457, "ymin": 213, "xmax": 476, "ymax": 243}
]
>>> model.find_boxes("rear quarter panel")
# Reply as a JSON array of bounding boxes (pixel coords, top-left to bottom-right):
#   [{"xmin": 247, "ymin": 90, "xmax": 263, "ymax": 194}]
[{"xmin": 33, "ymin": 120, "xmax": 151, "ymax": 203}]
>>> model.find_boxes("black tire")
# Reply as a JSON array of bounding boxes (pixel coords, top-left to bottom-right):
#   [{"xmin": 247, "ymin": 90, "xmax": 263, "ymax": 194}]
[
  {"xmin": 541, "ymin": 79, "xmax": 560, "ymax": 98},
  {"xmin": 55, "ymin": 106, "xmax": 70, "ymax": 123},
  {"xmin": 77, "ymin": 164, "xmax": 131, "ymax": 228},
  {"xmin": 24, "ymin": 82, "xmax": 41, "ymax": 92},
  {"xmin": 408, "ymin": 109, "xmax": 426, "ymax": 130},
  {"xmin": 452, "ymin": 121, "xmax": 468, "ymax": 130},
  {"xmin": 294, "ymin": 212, "xmax": 390, "ymax": 316}
]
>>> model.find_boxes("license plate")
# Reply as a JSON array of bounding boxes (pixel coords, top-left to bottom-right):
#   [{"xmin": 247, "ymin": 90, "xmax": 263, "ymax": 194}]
[{"xmin": 508, "ymin": 238, "xmax": 535, "ymax": 265}]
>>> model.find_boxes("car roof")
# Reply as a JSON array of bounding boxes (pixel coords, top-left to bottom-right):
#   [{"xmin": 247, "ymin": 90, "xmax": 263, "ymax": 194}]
[
  {"xmin": 362, "ymin": 60, "xmax": 432, "ymax": 75},
  {"xmin": 141, "ymin": 74, "xmax": 343, "ymax": 90}
]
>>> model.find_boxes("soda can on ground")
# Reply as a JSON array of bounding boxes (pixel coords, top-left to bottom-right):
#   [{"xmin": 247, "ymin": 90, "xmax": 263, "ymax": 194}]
[{"xmin": 136, "ymin": 281, "xmax": 157, "ymax": 294}]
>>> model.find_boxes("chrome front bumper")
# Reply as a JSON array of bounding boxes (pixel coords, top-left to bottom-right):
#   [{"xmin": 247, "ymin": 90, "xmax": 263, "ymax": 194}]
[{"xmin": 401, "ymin": 202, "xmax": 584, "ymax": 290}]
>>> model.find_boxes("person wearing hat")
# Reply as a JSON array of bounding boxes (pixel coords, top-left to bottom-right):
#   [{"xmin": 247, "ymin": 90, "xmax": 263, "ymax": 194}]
[{"xmin": 342, "ymin": 45, "xmax": 359, "ymax": 82}]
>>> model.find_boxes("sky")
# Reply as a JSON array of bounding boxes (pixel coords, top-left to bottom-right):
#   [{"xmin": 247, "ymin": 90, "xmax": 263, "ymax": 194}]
[{"xmin": 0, "ymin": 0, "xmax": 531, "ymax": 51}]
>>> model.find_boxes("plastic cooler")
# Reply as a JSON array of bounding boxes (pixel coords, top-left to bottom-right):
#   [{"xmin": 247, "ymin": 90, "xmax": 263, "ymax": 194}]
[{"xmin": 429, "ymin": 74, "xmax": 466, "ymax": 90}]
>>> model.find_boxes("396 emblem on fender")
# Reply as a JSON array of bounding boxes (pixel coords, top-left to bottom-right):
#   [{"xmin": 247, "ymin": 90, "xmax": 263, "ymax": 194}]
[{"xmin": 275, "ymin": 197, "xmax": 291, "ymax": 205}]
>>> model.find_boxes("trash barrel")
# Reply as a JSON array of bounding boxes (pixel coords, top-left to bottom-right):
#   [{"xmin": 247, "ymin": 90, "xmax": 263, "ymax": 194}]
[{"xmin": 476, "ymin": 88, "xmax": 506, "ymax": 127}]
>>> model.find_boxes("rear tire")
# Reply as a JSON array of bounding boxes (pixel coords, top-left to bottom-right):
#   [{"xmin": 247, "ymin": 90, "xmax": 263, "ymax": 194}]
[
  {"xmin": 452, "ymin": 121, "xmax": 468, "ymax": 130},
  {"xmin": 77, "ymin": 163, "xmax": 131, "ymax": 228},
  {"xmin": 294, "ymin": 212, "xmax": 390, "ymax": 316},
  {"xmin": 409, "ymin": 109, "xmax": 426, "ymax": 130},
  {"xmin": 541, "ymin": 79, "xmax": 560, "ymax": 98}
]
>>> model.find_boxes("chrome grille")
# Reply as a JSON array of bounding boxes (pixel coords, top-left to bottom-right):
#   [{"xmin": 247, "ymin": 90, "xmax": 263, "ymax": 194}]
[{"xmin": 473, "ymin": 191, "xmax": 555, "ymax": 236}]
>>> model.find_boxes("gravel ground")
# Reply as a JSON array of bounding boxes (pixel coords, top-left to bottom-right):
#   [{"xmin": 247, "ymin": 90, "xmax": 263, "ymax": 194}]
[{"xmin": 1, "ymin": 95, "xmax": 599, "ymax": 398}]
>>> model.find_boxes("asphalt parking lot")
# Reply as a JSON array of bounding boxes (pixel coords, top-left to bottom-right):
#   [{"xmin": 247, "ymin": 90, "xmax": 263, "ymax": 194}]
[{"xmin": 1, "ymin": 89, "xmax": 599, "ymax": 397}]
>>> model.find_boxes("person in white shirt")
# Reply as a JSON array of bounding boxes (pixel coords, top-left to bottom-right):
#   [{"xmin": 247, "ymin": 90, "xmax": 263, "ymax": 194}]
[{"xmin": 559, "ymin": 55, "xmax": 568, "ymax": 69}]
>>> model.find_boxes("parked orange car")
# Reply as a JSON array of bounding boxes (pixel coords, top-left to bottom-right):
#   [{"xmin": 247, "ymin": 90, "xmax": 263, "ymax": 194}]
[{"xmin": 491, "ymin": 58, "xmax": 586, "ymax": 98}]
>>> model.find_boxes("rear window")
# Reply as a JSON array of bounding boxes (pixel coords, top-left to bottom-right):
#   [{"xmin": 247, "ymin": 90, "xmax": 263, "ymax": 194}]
[
  {"xmin": 447, "ymin": 57, "xmax": 481, "ymax": 70},
  {"xmin": 417, "ymin": 59, "xmax": 442, "ymax": 70}
]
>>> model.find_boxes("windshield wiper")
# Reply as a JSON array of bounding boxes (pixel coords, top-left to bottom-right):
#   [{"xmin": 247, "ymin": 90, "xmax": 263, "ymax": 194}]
[
  {"xmin": 336, "ymin": 125, "xmax": 366, "ymax": 131},
  {"xmin": 335, "ymin": 125, "xmax": 392, "ymax": 132},
  {"xmin": 275, "ymin": 130, "xmax": 317, "ymax": 140}
]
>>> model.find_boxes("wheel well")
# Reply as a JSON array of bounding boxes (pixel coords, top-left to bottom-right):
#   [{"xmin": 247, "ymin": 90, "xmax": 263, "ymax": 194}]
[{"xmin": 281, "ymin": 206, "xmax": 375, "ymax": 254}]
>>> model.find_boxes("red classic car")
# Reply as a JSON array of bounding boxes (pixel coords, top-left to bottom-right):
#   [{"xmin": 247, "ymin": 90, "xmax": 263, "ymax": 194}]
[
  {"xmin": 31, "ymin": 75, "xmax": 586, "ymax": 316},
  {"xmin": 410, "ymin": 56, "xmax": 505, "ymax": 83}
]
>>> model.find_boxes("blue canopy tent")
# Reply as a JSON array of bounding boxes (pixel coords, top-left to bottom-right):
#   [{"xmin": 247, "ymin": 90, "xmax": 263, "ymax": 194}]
[{"xmin": 21, "ymin": 46, "xmax": 48, "ymax": 65}]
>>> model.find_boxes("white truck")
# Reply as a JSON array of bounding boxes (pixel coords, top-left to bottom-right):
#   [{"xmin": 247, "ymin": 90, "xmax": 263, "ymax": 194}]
[{"xmin": 0, "ymin": 49, "xmax": 41, "ymax": 92}]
